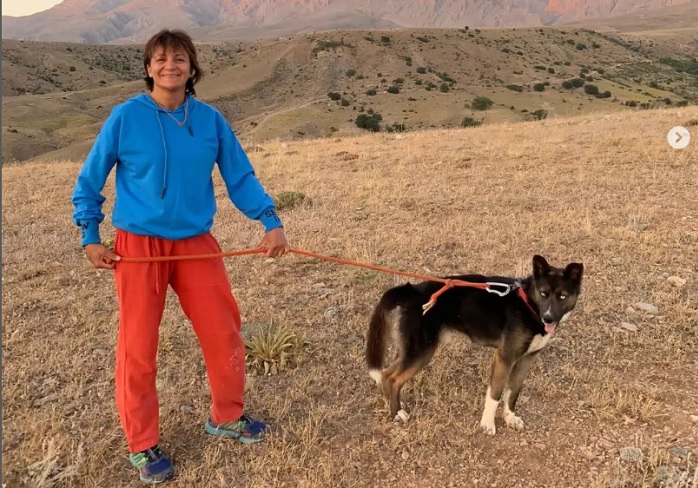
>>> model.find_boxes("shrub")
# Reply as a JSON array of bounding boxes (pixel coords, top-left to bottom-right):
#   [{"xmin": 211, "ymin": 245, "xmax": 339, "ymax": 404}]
[
  {"xmin": 380, "ymin": 35, "xmax": 391, "ymax": 44},
  {"xmin": 529, "ymin": 109, "xmax": 548, "ymax": 120},
  {"xmin": 533, "ymin": 83, "xmax": 545, "ymax": 92},
  {"xmin": 506, "ymin": 84, "xmax": 524, "ymax": 92},
  {"xmin": 385, "ymin": 122, "xmax": 407, "ymax": 133},
  {"xmin": 416, "ymin": 66, "xmax": 427, "ymax": 74},
  {"xmin": 341, "ymin": 98, "xmax": 351, "ymax": 107},
  {"xmin": 327, "ymin": 92, "xmax": 341, "ymax": 101},
  {"xmin": 355, "ymin": 113, "xmax": 382, "ymax": 131},
  {"xmin": 584, "ymin": 84, "xmax": 599, "ymax": 96},
  {"xmin": 387, "ymin": 85, "xmax": 400, "ymax": 94},
  {"xmin": 346, "ymin": 69, "xmax": 356, "ymax": 77},
  {"xmin": 365, "ymin": 89, "xmax": 377, "ymax": 96},
  {"xmin": 471, "ymin": 96, "xmax": 494, "ymax": 110},
  {"xmin": 461, "ymin": 117, "xmax": 482, "ymax": 128},
  {"xmin": 440, "ymin": 83, "xmax": 450, "ymax": 93},
  {"xmin": 571, "ymin": 78, "xmax": 585, "ymax": 87}
]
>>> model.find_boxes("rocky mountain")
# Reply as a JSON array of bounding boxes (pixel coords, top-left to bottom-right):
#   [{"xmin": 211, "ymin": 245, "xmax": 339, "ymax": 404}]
[{"xmin": 2, "ymin": 0, "xmax": 694, "ymax": 44}]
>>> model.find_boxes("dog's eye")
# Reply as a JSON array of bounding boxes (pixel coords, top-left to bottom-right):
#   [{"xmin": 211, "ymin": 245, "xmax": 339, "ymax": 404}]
[
  {"xmin": 560, "ymin": 294, "xmax": 567, "ymax": 300},
  {"xmin": 539, "ymin": 290, "xmax": 548, "ymax": 297}
]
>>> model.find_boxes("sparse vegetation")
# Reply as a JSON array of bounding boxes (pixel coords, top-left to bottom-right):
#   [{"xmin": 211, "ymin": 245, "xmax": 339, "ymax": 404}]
[{"xmin": 3, "ymin": 105, "xmax": 698, "ymax": 488}]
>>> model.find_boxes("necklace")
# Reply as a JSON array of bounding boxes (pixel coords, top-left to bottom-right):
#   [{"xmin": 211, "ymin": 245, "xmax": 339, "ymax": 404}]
[{"xmin": 162, "ymin": 97, "xmax": 189, "ymax": 127}]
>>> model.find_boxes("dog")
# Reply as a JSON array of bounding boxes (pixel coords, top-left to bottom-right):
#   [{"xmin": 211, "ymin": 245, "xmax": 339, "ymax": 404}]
[{"xmin": 365, "ymin": 255, "xmax": 583, "ymax": 434}]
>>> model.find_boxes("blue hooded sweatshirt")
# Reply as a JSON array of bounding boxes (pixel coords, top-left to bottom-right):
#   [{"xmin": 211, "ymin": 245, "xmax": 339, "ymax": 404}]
[{"xmin": 72, "ymin": 93, "xmax": 282, "ymax": 246}]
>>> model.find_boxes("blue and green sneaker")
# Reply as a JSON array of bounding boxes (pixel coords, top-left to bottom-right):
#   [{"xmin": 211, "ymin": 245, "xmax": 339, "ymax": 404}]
[
  {"xmin": 128, "ymin": 445, "xmax": 175, "ymax": 484},
  {"xmin": 204, "ymin": 414, "xmax": 270, "ymax": 444}
]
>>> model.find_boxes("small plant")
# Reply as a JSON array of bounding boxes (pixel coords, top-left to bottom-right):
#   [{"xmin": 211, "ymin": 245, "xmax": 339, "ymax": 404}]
[
  {"xmin": 533, "ymin": 83, "xmax": 545, "ymax": 92},
  {"xmin": 327, "ymin": 92, "xmax": 341, "ymax": 101},
  {"xmin": 341, "ymin": 98, "xmax": 351, "ymax": 107},
  {"xmin": 380, "ymin": 35, "xmax": 391, "ymax": 45},
  {"xmin": 461, "ymin": 117, "xmax": 481, "ymax": 128},
  {"xmin": 387, "ymin": 85, "xmax": 400, "ymax": 94},
  {"xmin": 346, "ymin": 69, "xmax": 356, "ymax": 77},
  {"xmin": 506, "ymin": 84, "xmax": 524, "ymax": 92},
  {"xmin": 274, "ymin": 191, "xmax": 307, "ymax": 211},
  {"xmin": 440, "ymin": 83, "xmax": 450, "ymax": 93},
  {"xmin": 416, "ymin": 66, "xmax": 427, "ymax": 74},
  {"xmin": 365, "ymin": 88, "xmax": 377, "ymax": 96},
  {"xmin": 244, "ymin": 322, "xmax": 304, "ymax": 376}
]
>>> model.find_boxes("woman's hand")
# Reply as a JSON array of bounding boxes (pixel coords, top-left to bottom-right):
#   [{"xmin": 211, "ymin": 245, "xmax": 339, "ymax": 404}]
[
  {"xmin": 258, "ymin": 228, "xmax": 290, "ymax": 257},
  {"xmin": 84, "ymin": 243, "xmax": 122, "ymax": 269}
]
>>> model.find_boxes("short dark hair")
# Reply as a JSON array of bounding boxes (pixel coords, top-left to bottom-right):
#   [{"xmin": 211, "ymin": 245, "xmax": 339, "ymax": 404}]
[{"xmin": 143, "ymin": 29, "xmax": 203, "ymax": 96}]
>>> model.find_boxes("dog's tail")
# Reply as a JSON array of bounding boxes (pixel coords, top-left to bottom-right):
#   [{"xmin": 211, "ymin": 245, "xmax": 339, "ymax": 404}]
[{"xmin": 366, "ymin": 284, "xmax": 419, "ymax": 385}]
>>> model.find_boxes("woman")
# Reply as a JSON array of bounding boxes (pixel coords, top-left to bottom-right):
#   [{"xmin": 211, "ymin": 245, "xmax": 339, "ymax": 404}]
[{"xmin": 72, "ymin": 29, "xmax": 289, "ymax": 483}]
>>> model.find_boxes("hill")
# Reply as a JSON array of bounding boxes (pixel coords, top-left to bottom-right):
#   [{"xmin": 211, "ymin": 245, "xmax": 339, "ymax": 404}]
[
  {"xmin": 1, "ymin": 0, "xmax": 695, "ymax": 44},
  {"xmin": 2, "ymin": 105, "xmax": 697, "ymax": 487},
  {"xmin": 3, "ymin": 26, "xmax": 697, "ymax": 163}
]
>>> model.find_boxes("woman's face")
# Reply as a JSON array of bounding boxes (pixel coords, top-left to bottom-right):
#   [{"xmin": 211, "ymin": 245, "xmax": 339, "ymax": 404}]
[{"xmin": 147, "ymin": 46, "xmax": 191, "ymax": 94}]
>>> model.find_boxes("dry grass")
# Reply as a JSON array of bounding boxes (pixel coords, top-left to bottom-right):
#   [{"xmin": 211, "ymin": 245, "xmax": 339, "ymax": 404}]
[{"xmin": 2, "ymin": 107, "xmax": 698, "ymax": 487}]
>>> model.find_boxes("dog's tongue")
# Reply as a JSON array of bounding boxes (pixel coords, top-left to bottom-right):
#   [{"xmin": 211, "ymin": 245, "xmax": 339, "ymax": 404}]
[{"xmin": 544, "ymin": 322, "xmax": 557, "ymax": 335}]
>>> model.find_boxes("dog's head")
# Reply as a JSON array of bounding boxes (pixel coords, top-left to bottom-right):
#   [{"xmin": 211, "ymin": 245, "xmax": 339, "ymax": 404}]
[{"xmin": 530, "ymin": 255, "xmax": 584, "ymax": 332}]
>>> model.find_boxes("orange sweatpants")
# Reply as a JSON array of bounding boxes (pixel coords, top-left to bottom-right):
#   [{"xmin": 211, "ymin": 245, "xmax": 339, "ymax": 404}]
[{"xmin": 113, "ymin": 229, "xmax": 246, "ymax": 453}]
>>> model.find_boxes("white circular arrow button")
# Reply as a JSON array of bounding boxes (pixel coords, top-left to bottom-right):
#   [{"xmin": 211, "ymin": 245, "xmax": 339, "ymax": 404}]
[{"xmin": 667, "ymin": 126, "xmax": 690, "ymax": 150}]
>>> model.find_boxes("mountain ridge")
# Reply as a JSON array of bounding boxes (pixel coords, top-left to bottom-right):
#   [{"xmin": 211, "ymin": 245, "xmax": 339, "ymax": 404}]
[{"xmin": 2, "ymin": 0, "xmax": 694, "ymax": 44}]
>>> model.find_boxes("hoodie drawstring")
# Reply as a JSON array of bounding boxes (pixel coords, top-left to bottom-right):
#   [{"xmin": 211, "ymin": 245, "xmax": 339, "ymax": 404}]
[{"xmin": 155, "ymin": 111, "xmax": 168, "ymax": 199}]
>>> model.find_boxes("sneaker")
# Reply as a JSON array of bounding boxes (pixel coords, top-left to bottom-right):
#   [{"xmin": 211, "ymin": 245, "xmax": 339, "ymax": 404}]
[
  {"xmin": 204, "ymin": 414, "xmax": 270, "ymax": 444},
  {"xmin": 128, "ymin": 445, "xmax": 175, "ymax": 484}
]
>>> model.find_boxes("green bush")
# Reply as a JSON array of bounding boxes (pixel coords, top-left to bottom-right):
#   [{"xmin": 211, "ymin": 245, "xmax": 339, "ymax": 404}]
[
  {"xmin": 506, "ymin": 84, "xmax": 524, "ymax": 92},
  {"xmin": 440, "ymin": 83, "xmax": 450, "ymax": 93},
  {"xmin": 355, "ymin": 113, "xmax": 382, "ymax": 132},
  {"xmin": 327, "ymin": 92, "xmax": 342, "ymax": 101},
  {"xmin": 365, "ymin": 89, "xmax": 377, "ymax": 96},
  {"xmin": 533, "ymin": 83, "xmax": 545, "ymax": 92},
  {"xmin": 584, "ymin": 84, "xmax": 599, "ymax": 96},
  {"xmin": 471, "ymin": 96, "xmax": 494, "ymax": 111},
  {"xmin": 416, "ymin": 67, "xmax": 427, "ymax": 74},
  {"xmin": 346, "ymin": 69, "xmax": 356, "ymax": 77},
  {"xmin": 461, "ymin": 117, "xmax": 481, "ymax": 128},
  {"xmin": 387, "ymin": 85, "xmax": 400, "ymax": 94}
]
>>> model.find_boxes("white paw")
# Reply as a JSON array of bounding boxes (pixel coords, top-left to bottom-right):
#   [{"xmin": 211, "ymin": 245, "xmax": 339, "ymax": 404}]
[
  {"xmin": 480, "ymin": 419, "xmax": 496, "ymax": 435},
  {"xmin": 504, "ymin": 412, "xmax": 525, "ymax": 431},
  {"xmin": 394, "ymin": 409, "xmax": 410, "ymax": 423}
]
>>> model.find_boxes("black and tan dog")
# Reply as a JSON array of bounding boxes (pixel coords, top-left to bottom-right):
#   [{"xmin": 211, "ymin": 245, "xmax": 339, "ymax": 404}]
[{"xmin": 365, "ymin": 255, "xmax": 583, "ymax": 434}]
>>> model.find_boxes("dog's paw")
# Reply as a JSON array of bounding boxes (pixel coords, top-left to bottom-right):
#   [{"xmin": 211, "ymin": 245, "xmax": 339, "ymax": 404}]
[
  {"xmin": 504, "ymin": 412, "xmax": 525, "ymax": 431},
  {"xmin": 394, "ymin": 409, "xmax": 410, "ymax": 423},
  {"xmin": 480, "ymin": 419, "xmax": 496, "ymax": 435}
]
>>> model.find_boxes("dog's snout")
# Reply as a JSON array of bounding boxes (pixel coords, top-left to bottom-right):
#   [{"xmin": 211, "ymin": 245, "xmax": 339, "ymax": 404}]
[{"xmin": 542, "ymin": 311, "xmax": 555, "ymax": 323}]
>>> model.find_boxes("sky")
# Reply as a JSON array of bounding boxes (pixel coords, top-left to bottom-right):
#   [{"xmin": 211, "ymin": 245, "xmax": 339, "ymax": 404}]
[{"xmin": 2, "ymin": 0, "xmax": 62, "ymax": 17}]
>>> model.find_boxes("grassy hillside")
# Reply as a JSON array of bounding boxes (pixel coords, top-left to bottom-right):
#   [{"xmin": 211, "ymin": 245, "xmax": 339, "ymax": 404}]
[
  {"xmin": 3, "ymin": 106, "xmax": 697, "ymax": 487},
  {"xmin": 2, "ymin": 26, "xmax": 697, "ymax": 163}
]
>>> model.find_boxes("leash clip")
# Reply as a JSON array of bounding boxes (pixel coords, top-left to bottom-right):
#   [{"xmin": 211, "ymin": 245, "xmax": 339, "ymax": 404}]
[{"xmin": 485, "ymin": 282, "xmax": 514, "ymax": 297}]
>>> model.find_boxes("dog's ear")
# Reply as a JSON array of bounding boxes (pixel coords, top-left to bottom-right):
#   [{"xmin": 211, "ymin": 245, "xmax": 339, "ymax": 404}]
[
  {"xmin": 564, "ymin": 262, "xmax": 584, "ymax": 284},
  {"xmin": 532, "ymin": 255, "xmax": 550, "ymax": 279}
]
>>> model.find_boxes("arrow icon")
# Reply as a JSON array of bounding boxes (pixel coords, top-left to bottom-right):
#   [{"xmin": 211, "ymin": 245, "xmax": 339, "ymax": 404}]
[{"xmin": 667, "ymin": 126, "xmax": 690, "ymax": 149}]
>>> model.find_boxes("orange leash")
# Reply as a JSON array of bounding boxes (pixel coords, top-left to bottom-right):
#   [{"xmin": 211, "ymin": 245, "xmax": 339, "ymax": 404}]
[{"xmin": 119, "ymin": 247, "xmax": 509, "ymax": 314}]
